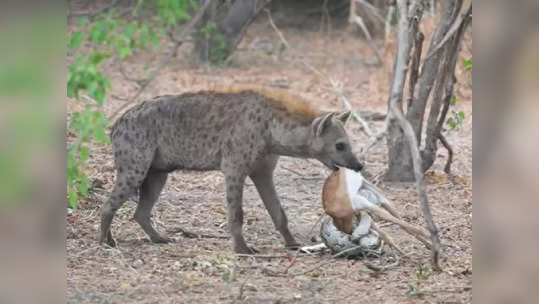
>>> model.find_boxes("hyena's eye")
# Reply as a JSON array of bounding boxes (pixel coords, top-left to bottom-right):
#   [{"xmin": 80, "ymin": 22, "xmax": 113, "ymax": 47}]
[{"xmin": 335, "ymin": 143, "xmax": 345, "ymax": 151}]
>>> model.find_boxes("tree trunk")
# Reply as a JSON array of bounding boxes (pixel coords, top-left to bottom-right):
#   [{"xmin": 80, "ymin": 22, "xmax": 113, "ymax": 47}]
[
  {"xmin": 194, "ymin": 0, "xmax": 271, "ymax": 63},
  {"xmin": 386, "ymin": 0, "xmax": 470, "ymax": 182}
]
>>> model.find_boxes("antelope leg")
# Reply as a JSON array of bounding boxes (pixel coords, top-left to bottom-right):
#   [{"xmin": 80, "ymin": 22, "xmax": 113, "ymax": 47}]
[
  {"xmin": 365, "ymin": 205, "xmax": 432, "ymax": 250},
  {"xmin": 371, "ymin": 222, "xmax": 406, "ymax": 256}
]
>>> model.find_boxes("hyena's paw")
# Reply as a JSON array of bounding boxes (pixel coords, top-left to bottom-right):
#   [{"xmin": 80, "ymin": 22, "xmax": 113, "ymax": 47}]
[{"xmin": 100, "ymin": 231, "xmax": 117, "ymax": 247}]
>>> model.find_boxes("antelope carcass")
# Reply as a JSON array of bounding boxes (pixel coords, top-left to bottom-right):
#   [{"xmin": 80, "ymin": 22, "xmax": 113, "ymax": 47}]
[{"xmin": 308, "ymin": 168, "xmax": 432, "ymax": 257}]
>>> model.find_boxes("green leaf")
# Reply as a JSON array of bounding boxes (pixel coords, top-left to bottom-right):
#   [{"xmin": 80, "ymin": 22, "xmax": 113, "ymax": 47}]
[
  {"xmin": 463, "ymin": 57, "xmax": 472, "ymax": 69},
  {"xmin": 68, "ymin": 187, "xmax": 78, "ymax": 208},
  {"xmin": 118, "ymin": 46, "xmax": 131, "ymax": 59},
  {"xmin": 89, "ymin": 21, "xmax": 107, "ymax": 43},
  {"xmin": 94, "ymin": 125, "xmax": 108, "ymax": 143},
  {"xmin": 124, "ymin": 23, "xmax": 137, "ymax": 38},
  {"xmin": 450, "ymin": 95, "xmax": 457, "ymax": 106},
  {"xmin": 78, "ymin": 175, "xmax": 91, "ymax": 197},
  {"xmin": 69, "ymin": 32, "xmax": 84, "ymax": 49},
  {"xmin": 457, "ymin": 111, "xmax": 465, "ymax": 122},
  {"xmin": 93, "ymin": 85, "xmax": 106, "ymax": 104},
  {"xmin": 80, "ymin": 146, "xmax": 89, "ymax": 162},
  {"xmin": 89, "ymin": 51, "xmax": 105, "ymax": 65},
  {"xmin": 77, "ymin": 17, "xmax": 89, "ymax": 26},
  {"xmin": 150, "ymin": 32, "xmax": 160, "ymax": 48},
  {"xmin": 447, "ymin": 118, "xmax": 456, "ymax": 129}
]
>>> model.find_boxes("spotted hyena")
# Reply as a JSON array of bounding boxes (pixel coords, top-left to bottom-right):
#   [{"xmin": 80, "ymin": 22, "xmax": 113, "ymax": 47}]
[{"xmin": 100, "ymin": 85, "xmax": 364, "ymax": 254}]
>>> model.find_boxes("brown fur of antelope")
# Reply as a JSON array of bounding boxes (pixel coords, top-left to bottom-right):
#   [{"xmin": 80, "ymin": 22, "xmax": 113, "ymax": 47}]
[{"xmin": 99, "ymin": 84, "xmax": 364, "ymax": 254}]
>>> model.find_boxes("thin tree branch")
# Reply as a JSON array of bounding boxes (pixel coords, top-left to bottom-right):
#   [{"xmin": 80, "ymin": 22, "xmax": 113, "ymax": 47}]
[
  {"xmin": 384, "ymin": 1, "xmax": 396, "ymax": 42},
  {"xmin": 407, "ymin": 31, "xmax": 424, "ymax": 111},
  {"xmin": 424, "ymin": 4, "xmax": 472, "ymax": 61},
  {"xmin": 438, "ymin": 133, "xmax": 453, "ymax": 174},
  {"xmin": 264, "ymin": 8, "xmax": 290, "ymax": 49},
  {"xmin": 351, "ymin": 15, "xmax": 382, "ymax": 66}
]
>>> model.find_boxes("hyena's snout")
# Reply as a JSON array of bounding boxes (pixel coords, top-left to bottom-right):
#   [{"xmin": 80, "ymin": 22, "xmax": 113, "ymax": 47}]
[{"xmin": 345, "ymin": 154, "xmax": 364, "ymax": 172}]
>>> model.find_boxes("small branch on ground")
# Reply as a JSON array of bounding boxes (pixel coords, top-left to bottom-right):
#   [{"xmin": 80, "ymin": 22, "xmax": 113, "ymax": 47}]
[
  {"xmin": 119, "ymin": 64, "xmax": 147, "ymax": 86},
  {"xmin": 168, "ymin": 227, "xmax": 229, "ymax": 239},
  {"xmin": 438, "ymin": 133, "xmax": 453, "ymax": 174},
  {"xmin": 235, "ymin": 254, "xmax": 289, "ymax": 259},
  {"xmin": 289, "ymin": 244, "xmax": 386, "ymax": 277},
  {"xmin": 109, "ymin": 0, "xmax": 212, "ymax": 122}
]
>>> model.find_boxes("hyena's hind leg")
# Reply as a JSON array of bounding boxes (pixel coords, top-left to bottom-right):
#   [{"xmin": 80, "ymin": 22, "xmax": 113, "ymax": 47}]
[
  {"xmin": 99, "ymin": 149, "xmax": 153, "ymax": 247},
  {"xmin": 134, "ymin": 170, "xmax": 170, "ymax": 243}
]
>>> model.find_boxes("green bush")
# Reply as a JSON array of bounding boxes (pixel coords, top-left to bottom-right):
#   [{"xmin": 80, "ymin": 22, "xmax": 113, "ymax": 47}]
[{"xmin": 67, "ymin": 2, "xmax": 194, "ymax": 207}]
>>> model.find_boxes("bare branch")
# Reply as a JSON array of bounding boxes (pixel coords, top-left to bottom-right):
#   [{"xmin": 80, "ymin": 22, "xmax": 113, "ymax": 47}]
[
  {"xmin": 357, "ymin": 0, "xmax": 386, "ymax": 24},
  {"xmin": 350, "ymin": 15, "xmax": 382, "ymax": 66},
  {"xmin": 384, "ymin": 2, "xmax": 396, "ymax": 41},
  {"xmin": 424, "ymin": 4, "xmax": 472, "ymax": 61},
  {"xmin": 438, "ymin": 133, "xmax": 454, "ymax": 174},
  {"xmin": 264, "ymin": 9, "xmax": 290, "ymax": 49},
  {"xmin": 407, "ymin": 31, "xmax": 424, "ymax": 111}
]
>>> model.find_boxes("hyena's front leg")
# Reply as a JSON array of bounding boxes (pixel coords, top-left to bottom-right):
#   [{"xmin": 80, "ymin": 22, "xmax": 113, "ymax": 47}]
[
  {"xmin": 250, "ymin": 156, "xmax": 300, "ymax": 249},
  {"xmin": 223, "ymin": 169, "xmax": 254, "ymax": 254}
]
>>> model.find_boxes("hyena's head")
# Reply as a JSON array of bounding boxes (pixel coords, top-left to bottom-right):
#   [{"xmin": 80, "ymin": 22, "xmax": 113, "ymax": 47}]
[{"xmin": 309, "ymin": 111, "xmax": 364, "ymax": 172}]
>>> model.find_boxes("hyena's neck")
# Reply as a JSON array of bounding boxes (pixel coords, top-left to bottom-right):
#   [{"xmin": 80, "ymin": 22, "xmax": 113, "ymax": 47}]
[{"xmin": 268, "ymin": 113, "xmax": 313, "ymax": 158}]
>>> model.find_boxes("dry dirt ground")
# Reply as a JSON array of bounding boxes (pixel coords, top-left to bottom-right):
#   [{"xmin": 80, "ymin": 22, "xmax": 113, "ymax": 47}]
[{"xmin": 67, "ymin": 15, "xmax": 472, "ymax": 304}]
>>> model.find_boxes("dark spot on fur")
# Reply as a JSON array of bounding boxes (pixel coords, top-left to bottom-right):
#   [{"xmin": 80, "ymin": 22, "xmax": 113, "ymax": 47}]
[{"xmin": 124, "ymin": 133, "xmax": 133, "ymax": 144}]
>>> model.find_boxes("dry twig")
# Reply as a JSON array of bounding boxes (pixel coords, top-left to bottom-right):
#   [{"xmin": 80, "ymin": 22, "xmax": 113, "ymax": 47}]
[
  {"xmin": 438, "ymin": 133, "xmax": 454, "ymax": 174},
  {"xmin": 424, "ymin": 3, "xmax": 472, "ymax": 61}
]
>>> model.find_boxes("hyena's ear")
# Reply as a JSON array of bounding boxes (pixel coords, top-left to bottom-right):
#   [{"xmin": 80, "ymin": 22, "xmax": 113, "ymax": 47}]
[
  {"xmin": 335, "ymin": 111, "xmax": 352, "ymax": 124},
  {"xmin": 312, "ymin": 112, "xmax": 336, "ymax": 137}
]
